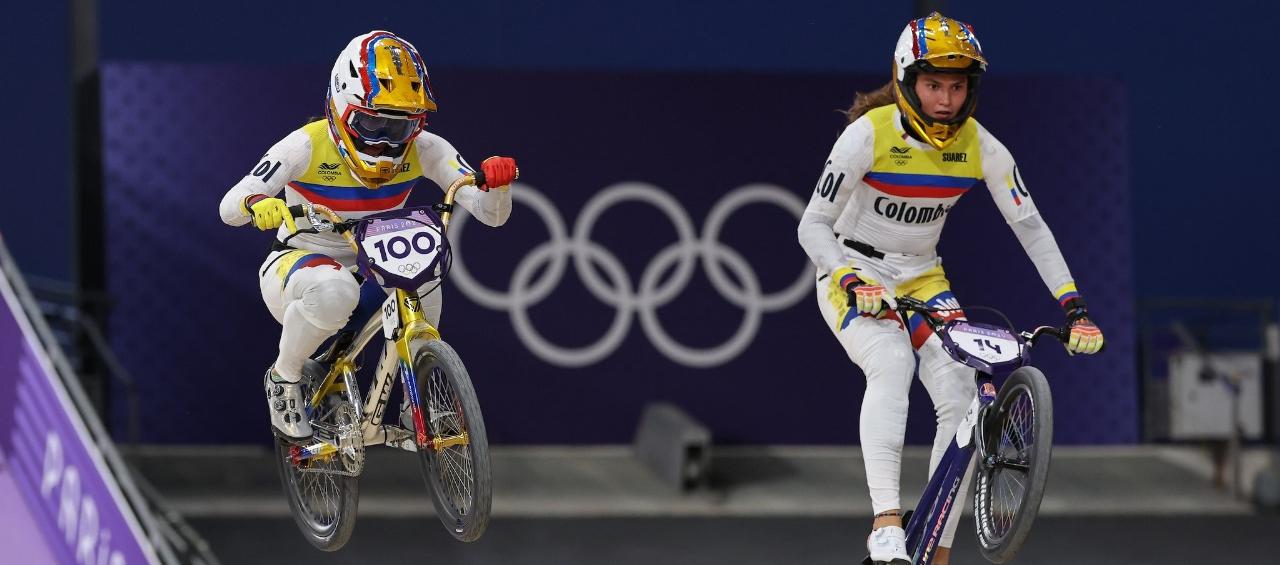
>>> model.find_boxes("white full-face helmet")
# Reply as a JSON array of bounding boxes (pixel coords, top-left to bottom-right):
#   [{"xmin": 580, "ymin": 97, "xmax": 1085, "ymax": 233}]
[
  {"xmin": 327, "ymin": 31, "xmax": 437, "ymax": 188},
  {"xmin": 892, "ymin": 12, "xmax": 987, "ymax": 150}
]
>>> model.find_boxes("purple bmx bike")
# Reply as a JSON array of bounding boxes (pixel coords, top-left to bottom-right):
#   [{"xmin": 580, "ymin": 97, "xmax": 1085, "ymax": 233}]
[{"xmin": 865, "ymin": 296, "xmax": 1079, "ymax": 565}]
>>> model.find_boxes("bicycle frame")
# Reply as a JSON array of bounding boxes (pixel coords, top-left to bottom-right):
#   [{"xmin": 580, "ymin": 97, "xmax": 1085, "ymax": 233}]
[
  {"xmin": 288, "ymin": 174, "xmax": 482, "ymax": 463},
  {"xmin": 903, "ymin": 376, "xmax": 997, "ymax": 565}
]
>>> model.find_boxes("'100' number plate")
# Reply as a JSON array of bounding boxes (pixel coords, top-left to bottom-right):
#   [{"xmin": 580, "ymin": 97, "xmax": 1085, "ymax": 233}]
[{"xmin": 361, "ymin": 218, "xmax": 441, "ymax": 278}]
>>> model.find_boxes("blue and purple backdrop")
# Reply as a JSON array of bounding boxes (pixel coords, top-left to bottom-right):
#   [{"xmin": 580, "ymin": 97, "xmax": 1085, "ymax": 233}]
[{"xmin": 100, "ymin": 63, "xmax": 1133, "ymax": 445}]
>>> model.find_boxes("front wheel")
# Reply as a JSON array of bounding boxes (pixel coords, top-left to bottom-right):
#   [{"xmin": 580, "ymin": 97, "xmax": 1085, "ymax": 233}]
[
  {"xmin": 972, "ymin": 366, "xmax": 1054, "ymax": 563},
  {"xmin": 408, "ymin": 339, "xmax": 492, "ymax": 542}
]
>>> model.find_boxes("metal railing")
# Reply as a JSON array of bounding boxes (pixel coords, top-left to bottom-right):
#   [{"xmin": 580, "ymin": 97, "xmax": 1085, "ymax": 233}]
[
  {"xmin": 1, "ymin": 243, "xmax": 217, "ymax": 564},
  {"xmin": 26, "ymin": 274, "xmax": 142, "ymax": 445}
]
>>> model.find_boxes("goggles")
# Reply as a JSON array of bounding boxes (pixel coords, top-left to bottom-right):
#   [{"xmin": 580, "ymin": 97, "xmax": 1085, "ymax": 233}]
[{"xmin": 344, "ymin": 107, "xmax": 426, "ymax": 145}]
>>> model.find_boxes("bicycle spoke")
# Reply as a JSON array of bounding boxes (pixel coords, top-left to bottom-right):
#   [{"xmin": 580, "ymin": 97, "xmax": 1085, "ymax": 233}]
[
  {"xmin": 1011, "ymin": 396, "xmax": 1032, "ymax": 455},
  {"xmin": 442, "ymin": 448, "xmax": 474, "ymax": 512},
  {"xmin": 998, "ymin": 471, "xmax": 1011, "ymax": 533},
  {"xmin": 281, "ymin": 399, "xmax": 364, "ymax": 538},
  {"xmin": 423, "ymin": 363, "xmax": 477, "ymax": 516},
  {"xmin": 1002, "ymin": 472, "xmax": 1018, "ymax": 530},
  {"xmin": 1001, "ymin": 411, "xmax": 1018, "ymax": 453},
  {"xmin": 987, "ymin": 390, "xmax": 1035, "ymax": 541}
]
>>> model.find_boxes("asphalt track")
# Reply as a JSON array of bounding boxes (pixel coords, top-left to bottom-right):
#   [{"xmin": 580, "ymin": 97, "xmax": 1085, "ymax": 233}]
[{"xmin": 191, "ymin": 515, "xmax": 1279, "ymax": 564}]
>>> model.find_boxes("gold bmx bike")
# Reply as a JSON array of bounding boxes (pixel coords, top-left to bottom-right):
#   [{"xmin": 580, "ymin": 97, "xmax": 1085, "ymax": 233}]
[{"xmin": 270, "ymin": 173, "xmax": 500, "ymax": 550}]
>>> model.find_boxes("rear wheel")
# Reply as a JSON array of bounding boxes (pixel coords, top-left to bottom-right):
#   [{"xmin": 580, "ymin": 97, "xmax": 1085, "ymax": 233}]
[
  {"xmin": 972, "ymin": 366, "xmax": 1053, "ymax": 563},
  {"xmin": 408, "ymin": 339, "xmax": 492, "ymax": 542},
  {"xmin": 273, "ymin": 362, "xmax": 362, "ymax": 551}
]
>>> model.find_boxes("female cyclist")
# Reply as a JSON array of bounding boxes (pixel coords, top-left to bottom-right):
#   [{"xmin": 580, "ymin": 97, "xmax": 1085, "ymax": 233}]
[
  {"xmin": 218, "ymin": 31, "xmax": 518, "ymax": 441},
  {"xmin": 797, "ymin": 12, "xmax": 1103, "ymax": 565}
]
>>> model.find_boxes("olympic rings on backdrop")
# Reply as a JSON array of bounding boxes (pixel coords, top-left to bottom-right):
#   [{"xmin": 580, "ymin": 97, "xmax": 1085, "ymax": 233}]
[{"xmin": 448, "ymin": 182, "xmax": 810, "ymax": 368}]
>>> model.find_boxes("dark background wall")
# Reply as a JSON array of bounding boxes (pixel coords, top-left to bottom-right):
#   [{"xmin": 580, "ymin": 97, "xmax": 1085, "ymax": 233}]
[
  {"xmin": 2, "ymin": 2, "xmax": 73, "ymax": 282},
  {"xmin": 14, "ymin": 1, "xmax": 1268, "ymax": 298},
  {"xmin": 97, "ymin": 63, "xmax": 1132, "ymax": 445},
  {"xmin": 7, "ymin": 1, "xmax": 1269, "ymax": 445}
]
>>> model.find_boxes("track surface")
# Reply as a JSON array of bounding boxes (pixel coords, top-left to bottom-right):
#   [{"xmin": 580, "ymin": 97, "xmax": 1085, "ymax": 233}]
[{"xmin": 192, "ymin": 515, "xmax": 1279, "ymax": 564}]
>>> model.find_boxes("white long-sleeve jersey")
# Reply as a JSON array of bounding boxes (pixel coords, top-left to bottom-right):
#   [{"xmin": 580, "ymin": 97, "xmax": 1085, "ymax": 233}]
[
  {"xmin": 220, "ymin": 120, "xmax": 511, "ymax": 266},
  {"xmin": 797, "ymin": 105, "xmax": 1082, "ymax": 305}
]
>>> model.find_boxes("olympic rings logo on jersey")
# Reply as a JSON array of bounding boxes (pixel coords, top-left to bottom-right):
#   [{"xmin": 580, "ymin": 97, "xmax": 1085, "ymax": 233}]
[{"xmin": 449, "ymin": 182, "xmax": 811, "ymax": 368}]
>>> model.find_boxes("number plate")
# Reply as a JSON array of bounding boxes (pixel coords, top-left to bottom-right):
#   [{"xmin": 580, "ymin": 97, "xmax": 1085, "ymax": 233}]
[
  {"xmin": 353, "ymin": 207, "xmax": 450, "ymax": 291},
  {"xmin": 360, "ymin": 218, "xmax": 442, "ymax": 277},
  {"xmin": 381, "ymin": 292, "xmax": 399, "ymax": 340},
  {"xmin": 947, "ymin": 321, "xmax": 1021, "ymax": 364}
]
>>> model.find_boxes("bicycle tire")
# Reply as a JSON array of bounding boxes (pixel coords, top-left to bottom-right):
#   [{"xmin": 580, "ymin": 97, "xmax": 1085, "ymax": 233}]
[
  {"xmin": 273, "ymin": 423, "xmax": 360, "ymax": 551},
  {"xmin": 972, "ymin": 366, "xmax": 1053, "ymax": 563},
  {"xmin": 273, "ymin": 361, "xmax": 361, "ymax": 551},
  {"xmin": 410, "ymin": 339, "xmax": 492, "ymax": 542}
]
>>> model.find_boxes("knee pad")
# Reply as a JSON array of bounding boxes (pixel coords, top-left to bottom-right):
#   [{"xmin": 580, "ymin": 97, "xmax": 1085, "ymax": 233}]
[{"xmin": 299, "ymin": 275, "xmax": 360, "ymax": 332}]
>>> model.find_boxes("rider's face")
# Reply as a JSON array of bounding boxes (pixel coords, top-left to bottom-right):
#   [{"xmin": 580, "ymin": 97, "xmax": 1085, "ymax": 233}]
[
  {"xmin": 357, "ymin": 141, "xmax": 387, "ymax": 156},
  {"xmin": 913, "ymin": 72, "xmax": 969, "ymax": 121}
]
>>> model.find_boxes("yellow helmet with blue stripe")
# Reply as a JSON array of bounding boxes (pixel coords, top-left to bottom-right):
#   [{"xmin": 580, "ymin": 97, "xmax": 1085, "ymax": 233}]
[
  {"xmin": 892, "ymin": 12, "xmax": 987, "ymax": 150},
  {"xmin": 326, "ymin": 31, "xmax": 436, "ymax": 188}
]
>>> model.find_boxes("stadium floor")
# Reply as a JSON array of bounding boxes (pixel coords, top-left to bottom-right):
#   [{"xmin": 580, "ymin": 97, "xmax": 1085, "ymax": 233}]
[
  {"xmin": 139, "ymin": 445, "xmax": 1278, "ymax": 563},
  {"xmin": 191, "ymin": 515, "xmax": 1278, "ymax": 565}
]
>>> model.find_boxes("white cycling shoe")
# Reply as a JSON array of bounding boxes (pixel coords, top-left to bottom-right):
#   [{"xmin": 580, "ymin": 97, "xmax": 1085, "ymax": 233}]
[
  {"xmin": 264, "ymin": 368, "xmax": 313, "ymax": 440},
  {"xmin": 867, "ymin": 525, "xmax": 911, "ymax": 564}
]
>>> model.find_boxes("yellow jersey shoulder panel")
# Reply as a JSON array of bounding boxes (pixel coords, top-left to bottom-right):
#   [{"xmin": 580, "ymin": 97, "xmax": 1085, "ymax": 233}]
[
  {"xmin": 289, "ymin": 120, "xmax": 425, "ymax": 212},
  {"xmin": 863, "ymin": 107, "xmax": 983, "ymax": 199}
]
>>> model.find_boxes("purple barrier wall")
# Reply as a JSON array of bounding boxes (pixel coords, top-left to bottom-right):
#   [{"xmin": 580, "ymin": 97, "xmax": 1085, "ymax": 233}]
[
  {"xmin": 101, "ymin": 64, "xmax": 1133, "ymax": 445},
  {"xmin": 0, "ymin": 236, "xmax": 158, "ymax": 564}
]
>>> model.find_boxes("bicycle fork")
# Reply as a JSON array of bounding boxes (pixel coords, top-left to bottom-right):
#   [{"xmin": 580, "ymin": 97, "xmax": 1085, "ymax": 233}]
[
  {"xmin": 904, "ymin": 375, "xmax": 998, "ymax": 565},
  {"xmin": 377, "ymin": 288, "xmax": 469, "ymax": 455},
  {"xmin": 370, "ymin": 287, "xmax": 439, "ymax": 453}
]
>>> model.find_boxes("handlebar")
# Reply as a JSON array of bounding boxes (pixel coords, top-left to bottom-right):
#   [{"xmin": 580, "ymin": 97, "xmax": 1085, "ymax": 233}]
[
  {"xmin": 280, "ymin": 172, "xmax": 500, "ymax": 252},
  {"xmin": 893, "ymin": 295, "xmax": 1071, "ymax": 348},
  {"xmin": 1023, "ymin": 325, "xmax": 1070, "ymax": 345}
]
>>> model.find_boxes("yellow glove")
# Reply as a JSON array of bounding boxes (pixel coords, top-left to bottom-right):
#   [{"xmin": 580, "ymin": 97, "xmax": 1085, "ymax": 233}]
[
  {"xmin": 241, "ymin": 196, "xmax": 297, "ymax": 233},
  {"xmin": 1066, "ymin": 319, "xmax": 1105, "ymax": 355},
  {"xmin": 828, "ymin": 266, "xmax": 886, "ymax": 318}
]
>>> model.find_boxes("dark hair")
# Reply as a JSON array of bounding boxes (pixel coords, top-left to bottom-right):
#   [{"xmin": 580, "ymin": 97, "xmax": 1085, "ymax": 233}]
[{"xmin": 843, "ymin": 80, "xmax": 896, "ymax": 124}]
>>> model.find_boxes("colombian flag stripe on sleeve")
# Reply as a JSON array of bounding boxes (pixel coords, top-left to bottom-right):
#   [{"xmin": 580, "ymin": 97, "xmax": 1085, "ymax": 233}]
[{"xmin": 1055, "ymin": 282, "xmax": 1080, "ymax": 306}]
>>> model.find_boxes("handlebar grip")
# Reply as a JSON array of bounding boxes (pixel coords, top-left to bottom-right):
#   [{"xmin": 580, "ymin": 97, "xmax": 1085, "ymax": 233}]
[
  {"xmin": 287, "ymin": 204, "xmax": 306, "ymax": 218},
  {"xmin": 471, "ymin": 170, "xmax": 487, "ymax": 190}
]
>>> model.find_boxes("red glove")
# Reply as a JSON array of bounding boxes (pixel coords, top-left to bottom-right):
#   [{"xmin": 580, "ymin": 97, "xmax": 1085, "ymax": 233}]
[{"xmin": 479, "ymin": 156, "xmax": 518, "ymax": 191}]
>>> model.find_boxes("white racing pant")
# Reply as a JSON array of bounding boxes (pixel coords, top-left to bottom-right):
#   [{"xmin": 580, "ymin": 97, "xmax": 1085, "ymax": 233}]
[
  {"xmin": 815, "ymin": 249, "xmax": 976, "ymax": 548},
  {"xmin": 258, "ymin": 249, "xmax": 442, "ymax": 383}
]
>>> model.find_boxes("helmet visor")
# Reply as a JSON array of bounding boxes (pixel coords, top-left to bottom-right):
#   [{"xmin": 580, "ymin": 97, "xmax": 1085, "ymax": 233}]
[{"xmin": 346, "ymin": 109, "xmax": 424, "ymax": 144}]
